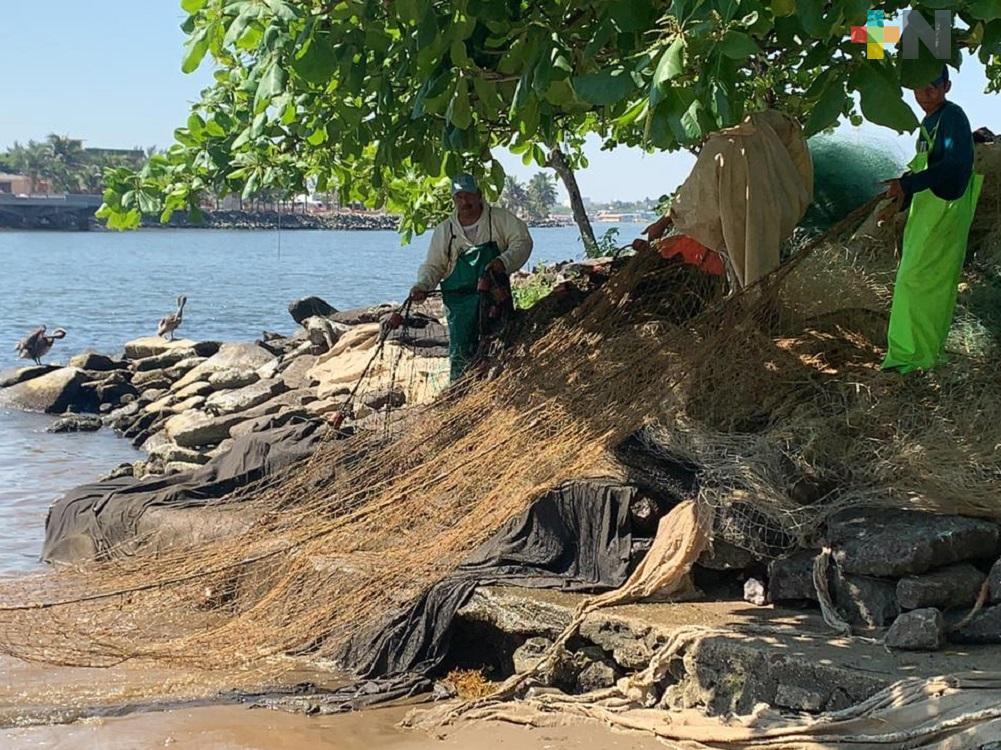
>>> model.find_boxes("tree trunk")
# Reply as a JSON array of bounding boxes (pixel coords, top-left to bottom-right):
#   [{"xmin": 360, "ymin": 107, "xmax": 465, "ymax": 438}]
[{"xmin": 547, "ymin": 148, "xmax": 597, "ymax": 257}]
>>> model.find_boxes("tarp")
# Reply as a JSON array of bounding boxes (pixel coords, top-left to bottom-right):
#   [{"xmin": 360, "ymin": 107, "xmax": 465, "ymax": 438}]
[
  {"xmin": 42, "ymin": 419, "xmax": 327, "ymax": 564},
  {"xmin": 668, "ymin": 110, "xmax": 813, "ymax": 287},
  {"xmin": 251, "ymin": 479, "xmax": 641, "ymax": 712}
]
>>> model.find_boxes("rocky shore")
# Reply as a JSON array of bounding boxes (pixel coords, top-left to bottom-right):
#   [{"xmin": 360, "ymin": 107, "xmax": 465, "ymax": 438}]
[{"xmin": 2, "ymin": 278, "xmax": 1001, "ymax": 722}]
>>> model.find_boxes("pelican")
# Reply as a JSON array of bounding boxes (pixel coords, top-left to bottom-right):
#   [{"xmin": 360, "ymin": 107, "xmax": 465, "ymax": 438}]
[
  {"xmin": 14, "ymin": 325, "xmax": 67, "ymax": 365},
  {"xmin": 157, "ymin": 295, "xmax": 187, "ymax": 341}
]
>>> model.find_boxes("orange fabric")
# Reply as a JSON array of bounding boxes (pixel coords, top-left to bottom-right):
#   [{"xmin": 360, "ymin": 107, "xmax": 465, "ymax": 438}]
[{"xmin": 658, "ymin": 235, "xmax": 726, "ymax": 276}]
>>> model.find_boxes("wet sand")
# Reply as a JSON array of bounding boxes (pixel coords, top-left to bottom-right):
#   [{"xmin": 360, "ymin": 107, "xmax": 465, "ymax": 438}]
[{"xmin": 2, "ymin": 703, "xmax": 662, "ymax": 749}]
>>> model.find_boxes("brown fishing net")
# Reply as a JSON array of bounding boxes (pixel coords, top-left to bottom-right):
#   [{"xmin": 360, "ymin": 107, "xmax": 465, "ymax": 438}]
[{"xmin": 2, "ymin": 148, "xmax": 1001, "ymax": 709}]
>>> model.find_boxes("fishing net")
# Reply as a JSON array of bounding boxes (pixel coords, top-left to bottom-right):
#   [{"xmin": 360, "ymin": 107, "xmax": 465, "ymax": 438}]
[{"xmin": 2, "ymin": 145, "xmax": 1001, "ymax": 712}]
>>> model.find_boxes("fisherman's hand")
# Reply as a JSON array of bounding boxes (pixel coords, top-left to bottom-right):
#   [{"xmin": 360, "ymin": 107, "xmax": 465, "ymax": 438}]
[
  {"xmin": 643, "ymin": 215, "xmax": 673, "ymax": 240},
  {"xmin": 409, "ymin": 286, "xmax": 427, "ymax": 303},
  {"xmin": 631, "ymin": 238, "xmax": 652, "ymax": 253},
  {"xmin": 882, "ymin": 179, "xmax": 904, "ymax": 202}
]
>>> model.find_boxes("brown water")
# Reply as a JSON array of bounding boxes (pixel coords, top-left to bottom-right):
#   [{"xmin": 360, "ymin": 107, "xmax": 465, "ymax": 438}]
[{"xmin": 2, "ymin": 704, "xmax": 662, "ymax": 750}]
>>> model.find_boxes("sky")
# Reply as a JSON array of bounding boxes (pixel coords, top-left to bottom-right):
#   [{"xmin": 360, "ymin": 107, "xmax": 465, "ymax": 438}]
[{"xmin": 2, "ymin": 2, "xmax": 998, "ymax": 203}]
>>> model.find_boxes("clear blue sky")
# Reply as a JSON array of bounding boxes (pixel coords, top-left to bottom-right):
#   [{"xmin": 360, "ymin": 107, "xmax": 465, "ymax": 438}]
[{"xmin": 2, "ymin": 2, "xmax": 997, "ymax": 202}]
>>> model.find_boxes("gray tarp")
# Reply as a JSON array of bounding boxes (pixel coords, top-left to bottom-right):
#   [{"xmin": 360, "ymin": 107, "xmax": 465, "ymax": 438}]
[{"xmin": 42, "ymin": 419, "xmax": 327, "ymax": 563}]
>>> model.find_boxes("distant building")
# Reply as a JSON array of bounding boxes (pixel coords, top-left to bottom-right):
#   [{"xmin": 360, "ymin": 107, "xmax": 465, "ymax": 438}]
[{"xmin": 0, "ymin": 172, "xmax": 51, "ymax": 195}]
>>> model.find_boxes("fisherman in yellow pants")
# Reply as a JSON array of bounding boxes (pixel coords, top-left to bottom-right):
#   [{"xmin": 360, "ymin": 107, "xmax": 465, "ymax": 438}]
[{"xmin": 882, "ymin": 66, "xmax": 982, "ymax": 373}]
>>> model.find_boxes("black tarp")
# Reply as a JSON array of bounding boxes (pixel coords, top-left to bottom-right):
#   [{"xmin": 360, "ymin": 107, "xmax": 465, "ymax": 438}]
[
  {"xmin": 42, "ymin": 419, "xmax": 327, "ymax": 563},
  {"xmin": 252, "ymin": 479, "xmax": 640, "ymax": 712}
]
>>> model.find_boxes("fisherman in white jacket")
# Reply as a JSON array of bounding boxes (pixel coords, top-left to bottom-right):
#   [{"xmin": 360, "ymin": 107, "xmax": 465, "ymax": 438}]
[{"xmin": 409, "ymin": 174, "xmax": 533, "ymax": 381}]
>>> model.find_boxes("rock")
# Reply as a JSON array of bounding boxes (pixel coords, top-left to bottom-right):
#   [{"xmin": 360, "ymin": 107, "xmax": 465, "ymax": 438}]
[
  {"xmin": 950, "ymin": 604, "xmax": 1001, "ymax": 644},
  {"xmin": 106, "ymin": 401, "xmax": 141, "ymax": 430},
  {"xmin": 833, "ymin": 571, "xmax": 899, "ymax": 628},
  {"xmin": 0, "ymin": 367, "xmax": 85, "ymax": 413},
  {"xmin": 330, "ymin": 304, "xmax": 395, "ymax": 326},
  {"xmin": 773, "ymin": 684, "xmax": 826, "ymax": 712},
  {"xmin": 144, "ymin": 393, "xmax": 176, "ymax": 415},
  {"xmin": 192, "ymin": 341, "xmax": 222, "ymax": 358},
  {"xmin": 827, "ymin": 508, "xmax": 1000, "ymax": 577},
  {"xmin": 47, "ymin": 414, "xmax": 102, "ymax": 433},
  {"xmin": 207, "ymin": 438, "xmax": 234, "ymax": 458},
  {"xmin": 628, "ymin": 495, "xmax": 661, "ymax": 538},
  {"xmin": 307, "ymin": 397, "xmax": 348, "ymax": 417},
  {"xmin": 148, "ymin": 443, "xmax": 211, "ymax": 465},
  {"xmin": 207, "ymin": 368, "xmax": 260, "ymax": 390},
  {"xmin": 361, "ymin": 387, "xmax": 405, "ymax": 411},
  {"xmin": 84, "ymin": 377, "xmax": 138, "ymax": 407},
  {"xmin": 131, "ymin": 370, "xmax": 172, "ymax": 390},
  {"xmin": 140, "ymin": 429, "xmax": 172, "ymax": 454},
  {"xmin": 164, "ymin": 410, "xmax": 247, "ymax": 448},
  {"xmin": 279, "ymin": 355, "xmax": 319, "ymax": 390},
  {"xmin": 172, "ymin": 342, "xmax": 275, "ymax": 391},
  {"xmin": 123, "ymin": 337, "xmax": 198, "ymax": 360},
  {"xmin": 512, "ymin": 637, "xmax": 553, "ymax": 675},
  {"xmin": 576, "ymin": 658, "xmax": 618, "ymax": 693},
  {"xmin": 164, "ymin": 461, "xmax": 202, "ymax": 476},
  {"xmin": 699, "ymin": 540, "xmax": 756, "ymax": 571},
  {"xmin": 768, "ymin": 550, "xmax": 818, "ymax": 602},
  {"xmin": 743, "ymin": 578, "xmax": 768, "ymax": 606},
  {"xmin": 885, "ymin": 608, "xmax": 945, "ymax": 650},
  {"xmin": 289, "ymin": 296, "xmax": 337, "ymax": 324},
  {"xmin": 0, "ymin": 364, "xmax": 59, "ymax": 388},
  {"xmin": 163, "ymin": 356, "xmax": 207, "ymax": 380},
  {"xmin": 68, "ymin": 352, "xmax": 122, "ymax": 371},
  {"xmin": 132, "ymin": 348, "xmax": 198, "ymax": 373},
  {"xmin": 204, "ymin": 378, "xmax": 286, "ymax": 416},
  {"xmin": 897, "ymin": 563, "xmax": 986, "ymax": 611},
  {"xmin": 990, "ymin": 559, "xmax": 1001, "ymax": 605},
  {"xmin": 103, "ymin": 463, "xmax": 135, "ymax": 480},
  {"xmin": 139, "ymin": 387, "xmax": 168, "ymax": 404},
  {"xmin": 173, "ymin": 380, "xmax": 214, "ymax": 400}
]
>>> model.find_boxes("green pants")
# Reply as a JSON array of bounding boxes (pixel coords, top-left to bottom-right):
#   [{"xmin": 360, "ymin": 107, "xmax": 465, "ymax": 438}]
[{"xmin": 440, "ymin": 240, "xmax": 501, "ymax": 382}]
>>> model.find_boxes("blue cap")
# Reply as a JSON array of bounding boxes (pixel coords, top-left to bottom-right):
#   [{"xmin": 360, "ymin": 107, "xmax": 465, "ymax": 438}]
[{"xmin": 451, "ymin": 174, "xmax": 479, "ymax": 195}]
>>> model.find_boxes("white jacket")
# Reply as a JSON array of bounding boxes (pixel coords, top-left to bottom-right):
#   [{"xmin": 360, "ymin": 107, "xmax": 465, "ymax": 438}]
[{"xmin": 414, "ymin": 205, "xmax": 533, "ymax": 292}]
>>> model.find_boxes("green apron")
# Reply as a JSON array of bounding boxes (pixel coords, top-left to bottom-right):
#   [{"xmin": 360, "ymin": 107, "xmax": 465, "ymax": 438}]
[
  {"xmin": 882, "ymin": 125, "xmax": 983, "ymax": 373},
  {"xmin": 440, "ymin": 214, "xmax": 501, "ymax": 382}
]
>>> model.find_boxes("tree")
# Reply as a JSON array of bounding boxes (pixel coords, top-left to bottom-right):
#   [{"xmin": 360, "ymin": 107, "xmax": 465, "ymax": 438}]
[
  {"xmin": 526, "ymin": 172, "xmax": 558, "ymax": 221},
  {"xmin": 96, "ymin": 0, "xmax": 1000, "ymax": 238},
  {"xmin": 500, "ymin": 175, "xmax": 531, "ymax": 218}
]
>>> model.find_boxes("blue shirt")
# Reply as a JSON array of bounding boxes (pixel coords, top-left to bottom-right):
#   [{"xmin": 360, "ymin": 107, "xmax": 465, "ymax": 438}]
[{"xmin": 900, "ymin": 101, "xmax": 974, "ymax": 202}]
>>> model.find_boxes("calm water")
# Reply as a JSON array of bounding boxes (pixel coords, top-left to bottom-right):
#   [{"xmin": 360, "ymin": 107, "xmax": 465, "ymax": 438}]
[{"xmin": 0, "ymin": 224, "xmax": 643, "ymax": 573}]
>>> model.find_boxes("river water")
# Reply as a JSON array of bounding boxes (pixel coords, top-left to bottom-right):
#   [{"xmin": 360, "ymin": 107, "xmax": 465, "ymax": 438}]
[{"xmin": 0, "ymin": 225, "xmax": 654, "ymax": 748}]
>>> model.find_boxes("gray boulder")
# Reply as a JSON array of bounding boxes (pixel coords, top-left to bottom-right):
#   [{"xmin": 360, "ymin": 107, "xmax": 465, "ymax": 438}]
[
  {"xmin": 833, "ymin": 571, "xmax": 899, "ymax": 628},
  {"xmin": 172, "ymin": 342, "xmax": 275, "ymax": 391},
  {"xmin": 123, "ymin": 337, "xmax": 198, "ymax": 360},
  {"xmin": 289, "ymin": 296, "xmax": 337, "ymax": 324},
  {"xmin": 512, "ymin": 636, "xmax": 553, "ymax": 675},
  {"xmin": 173, "ymin": 380, "xmax": 214, "ymax": 400},
  {"xmin": 204, "ymin": 378, "xmax": 286, "ymax": 416},
  {"xmin": 361, "ymin": 387, "xmax": 406, "ymax": 411},
  {"xmin": 164, "ymin": 410, "xmax": 247, "ymax": 448},
  {"xmin": 897, "ymin": 563, "xmax": 986, "ymax": 611},
  {"xmin": 132, "ymin": 347, "xmax": 198, "ymax": 372},
  {"xmin": 989, "ymin": 558, "xmax": 1001, "ymax": 605},
  {"xmin": 0, "ymin": 364, "xmax": 59, "ymax": 388},
  {"xmin": 330, "ymin": 304, "xmax": 395, "ymax": 326},
  {"xmin": 207, "ymin": 368, "xmax": 259, "ymax": 390},
  {"xmin": 827, "ymin": 508, "xmax": 1000, "ymax": 577},
  {"xmin": 0, "ymin": 367, "xmax": 85, "ymax": 413},
  {"xmin": 148, "ymin": 444, "xmax": 211, "ymax": 465},
  {"xmin": 47, "ymin": 414, "xmax": 102, "ymax": 433},
  {"xmin": 885, "ymin": 608, "xmax": 945, "ymax": 651},
  {"xmin": 950, "ymin": 604, "xmax": 1001, "ymax": 645},
  {"xmin": 68, "ymin": 352, "xmax": 122, "ymax": 371},
  {"xmin": 279, "ymin": 354, "xmax": 319, "ymax": 390},
  {"xmin": 768, "ymin": 550, "xmax": 819, "ymax": 602},
  {"xmin": 131, "ymin": 370, "xmax": 172, "ymax": 390},
  {"xmin": 576, "ymin": 658, "xmax": 618, "ymax": 693}
]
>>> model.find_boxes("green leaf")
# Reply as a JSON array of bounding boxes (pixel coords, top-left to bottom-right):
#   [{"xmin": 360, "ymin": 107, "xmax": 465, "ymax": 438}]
[
  {"xmin": 181, "ymin": 0, "xmax": 206, "ymax": 13},
  {"xmin": 796, "ymin": 0, "xmax": 827, "ymax": 37},
  {"xmin": 294, "ymin": 32, "xmax": 337, "ymax": 85},
  {"xmin": 447, "ymin": 78, "xmax": 473, "ymax": 129},
  {"xmin": 855, "ymin": 65, "xmax": 919, "ymax": 133},
  {"xmin": 969, "ymin": 0, "xmax": 1001, "ymax": 22},
  {"xmin": 573, "ymin": 68, "xmax": 637, "ymax": 106},
  {"xmin": 653, "ymin": 38, "xmax": 685, "ymax": 86},
  {"xmin": 718, "ymin": 30, "xmax": 759, "ymax": 59},
  {"xmin": 804, "ymin": 79, "xmax": 846, "ymax": 136},
  {"xmin": 181, "ymin": 29, "xmax": 209, "ymax": 73},
  {"xmin": 307, "ymin": 126, "xmax": 328, "ymax": 145},
  {"xmin": 255, "ymin": 63, "xmax": 286, "ymax": 106},
  {"xmin": 608, "ymin": 1, "xmax": 657, "ymax": 33},
  {"xmin": 450, "ymin": 39, "xmax": 471, "ymax": 67}
]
